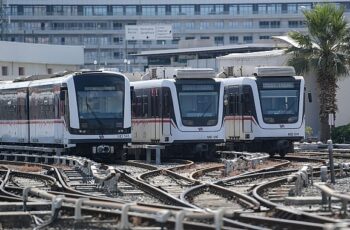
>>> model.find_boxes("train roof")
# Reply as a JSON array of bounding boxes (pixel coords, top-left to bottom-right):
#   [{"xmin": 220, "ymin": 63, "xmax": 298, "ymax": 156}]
[
  {"xmin": 0, "ymin": 70, "xmax": 128, "ymax": 89},
  {"xmin": 131, "ymin": 77, "xmax": 222, "ymax": 89}
]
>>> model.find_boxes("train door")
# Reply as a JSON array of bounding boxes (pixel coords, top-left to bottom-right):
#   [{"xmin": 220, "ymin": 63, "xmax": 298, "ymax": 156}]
[
  {"xmin": 161, "ymin": 87, "xmax": 172, "ymax": 141},
  {"xmin": 241, "ymin": 86, "xmax": 254, "ymax": 137},
  {"xmin": 150, "ymin": 88, "xmax": 161, "ymax": 143},
  {"xmin": 58, "ymin": 86, "xmax": 69, "ymax": 145},
  {"xmin": 53, "ymin": 86, "xmax": 63, "ymax": 145},
  {"xmin": 224, "ymin": 85, "xmax": 242, "ymax": 140},
  {"xmin": 16, "ymin": 88, "xmax": 29, "ymax": 143}
]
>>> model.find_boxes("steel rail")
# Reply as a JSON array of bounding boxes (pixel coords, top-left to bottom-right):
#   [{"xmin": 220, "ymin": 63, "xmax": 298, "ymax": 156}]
[
  {"xmin": 181, "ymin": 183, "xmax": 260, "ymax": 211},
  {"xmin": 252, "ymin": 177, "xmax": 339, "ymax": 224}
]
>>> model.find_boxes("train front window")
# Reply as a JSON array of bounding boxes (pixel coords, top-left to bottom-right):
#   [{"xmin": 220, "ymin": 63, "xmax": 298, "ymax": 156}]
[
  {"xmin": 77, "ymin": 89, "xmax": 123, "ymax": 119},
  {"xmin": 176, "ymin": 82, "xmax": 219, "ymax": 126},
  {"xmin": 74, "ymin": 74, "xmax": 125, "ymax": 129},
  {"xmin": 258, "ymin": 80, "xmax": 300, "ymax": 124}
]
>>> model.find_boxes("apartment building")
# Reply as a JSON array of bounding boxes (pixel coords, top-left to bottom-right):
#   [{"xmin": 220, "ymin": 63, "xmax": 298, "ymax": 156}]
[{"xmin": 2, "ymin": 0, "xmax": 349, "ymax": 71}]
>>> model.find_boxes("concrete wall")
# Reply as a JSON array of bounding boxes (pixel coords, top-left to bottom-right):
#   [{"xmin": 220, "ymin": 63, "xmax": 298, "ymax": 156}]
[
  {"xmin": 335, "ymin": 76, "xmax": 350, "ymax": 127},
  {"xmin": 0, "ymin": 61, "xmax": 80, "ymax": 80},
  {"xmin": 0, "ymin": 41, "xmax": 84, "ymax": 80}
]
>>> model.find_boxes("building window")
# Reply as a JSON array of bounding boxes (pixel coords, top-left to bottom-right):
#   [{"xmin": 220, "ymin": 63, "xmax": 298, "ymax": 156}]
[
  {"xmin": 181, "ymin": 5, "xmax": 195, "ymax": 15},
  {"xmin": 19, "ymin": 67, "xmax": 25, "ymax": 76},
  {"xmin": 143, "ymin": 40, "xmax": 152, "ymax": 45},
  {"xmin": 113, "ymin": 37, "xmax": 122, "ymax": 44},
  {"xmin": 113, "ymin": 22, "xmax": 122, "ymax": 29},
  {"xmin": 2, "ymin": 66, "xmax": 8, "ymax": 76},
  {"xmin": 270, "ymin": 21, "xmax": 280, "ymax": 28},
  {"xmin": 229, "ymin": 36, "xmax": 239, "ymax": 44},
  {"xmin": 259, "ymin": 21, "xmax": 269, "ymax": 28},
  {"xmin": 112, "ymin": 6, "xmax": 124, "ymax": 15},
  {"xmin": 47, "ymin": 68, "xmax": 52, "ymax": 74},
  {"xmin": 171, "ymin": 5, "xmax": 180, "ymax": 15},
  {"xmin": 214, "ymin": 36, "xmax": 224, "ymax": 45},
  {"xmin": 200, "ymin": 22, "xmax": 209, "ymax": 30},
  {"xmin": 142, "ymin": 6, "xmax": 156, "ymax": 16},
  {"xmin": 288, "ymin": 20, "xmax": 305, "ymax": 28},
  {"xmin": 201, "ymin": 36, "xmax": 210, "ymax": 40},
  {"xmin": 83, "ymin": 6, "xmax": 93, "ymax": 16},
  {"xmin": 229, "ymin": 5, "xmax": 238, "ymax": 15},
  {"xmin": 243, "ymin": 36, "xmax": 253, "ymax": 43},
  {"xmin": 200, "ymin": 5, "xmax": 215, "ymax": 15},
  {"xmin": 259, "ymin": 35, "xmax": 270, "ymax": 40},
  {"xmin": 157, "ymin": 40, "xmax": 166, "ymax": 45},
  {"xmin": 239, "ymin": 5, "xmax": 253, "ymax": 15},
  {"xmin": 157, "ymin": 6, "xmax": 166, "ymax": 15},
  {"xmin": 125, "ymin": 6, "xmax": 137, "ymax": 15},
  {"xmin": 113, "ymin": 52, "xmax": 120, "ymax": 59},
  {"xmin": 172, "ymin": 38, "xmax": 180, "ymax": 44},
  {"xmin": 93, "ymin": 6, "xmax": 107, "ymax": 16}
]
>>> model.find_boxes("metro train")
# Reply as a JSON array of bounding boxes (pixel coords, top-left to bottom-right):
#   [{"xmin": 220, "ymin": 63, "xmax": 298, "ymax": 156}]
[
  {"xmin": 0, "ymin": 71, "xmax": 131, "ymax": 157},
  {"xmin": 221, "ymin": 66, "xmax": 306, "ymax": 157},
  {"xmin": 130, "ymin": 69, "xmax": 225, "ymax": 158}
]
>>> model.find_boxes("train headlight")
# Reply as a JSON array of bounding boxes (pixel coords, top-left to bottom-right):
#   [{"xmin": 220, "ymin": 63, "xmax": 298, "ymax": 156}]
[
  {"xmin": 207, "ymin": 119, "xmax": 217, "ymax": 126},
  {"xmin": 182, "ymin": 120, "xmax": 194, "ymax": 126},
  {"xmin": 97, "ymin": 145, "xmax": 111, "ymax": 154},
  {"xmin": 264, "ymin": 117, "xmax": 275, "ymax": 123},
  {"xmin": 288, "ymin": 116, "xmax": 298, "ymax": 123}
]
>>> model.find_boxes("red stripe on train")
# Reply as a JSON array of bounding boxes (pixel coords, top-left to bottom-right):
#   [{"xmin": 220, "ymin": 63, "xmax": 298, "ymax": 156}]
[{"xmin": 0, "ymin": 119, "xmax": 64, "ymax": 125}]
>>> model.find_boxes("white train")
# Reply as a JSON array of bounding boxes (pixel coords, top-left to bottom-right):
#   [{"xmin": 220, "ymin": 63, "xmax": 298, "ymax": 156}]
[
  {"xmin": 0, "ymin": 71, "xmax": 131, "ymax": 157},
  {"xmin": 130, "ymin": 69, "xmax": 225, "ymax": 158},
  {"xmin": 221, "ymin": 66, "xmax": 305, "ymax": 157}
]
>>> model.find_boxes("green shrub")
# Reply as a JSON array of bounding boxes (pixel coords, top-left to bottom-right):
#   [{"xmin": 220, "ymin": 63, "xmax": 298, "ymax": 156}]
[{"xmin": 331, "ymin": 123, "xmax": 350, "ymax": 143}]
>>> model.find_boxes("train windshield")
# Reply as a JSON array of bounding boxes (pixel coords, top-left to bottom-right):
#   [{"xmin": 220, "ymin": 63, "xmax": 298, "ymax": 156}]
[
  {"xmin": 176, "ymin": 80, "xmax": 220, "ymax": 126},
  {"xmin": 74, "ymin": 74, "xmax": 125, "ymax": 129},
  {"xmin": 257, "ymin": 79, "xmax": 300, "ymax": 124}
]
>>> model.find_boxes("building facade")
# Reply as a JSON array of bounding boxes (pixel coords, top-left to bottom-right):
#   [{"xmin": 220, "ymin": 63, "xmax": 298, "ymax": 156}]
[{"xmin": 1, "ymin": 0, "xmax": 350, "ymax": 71}]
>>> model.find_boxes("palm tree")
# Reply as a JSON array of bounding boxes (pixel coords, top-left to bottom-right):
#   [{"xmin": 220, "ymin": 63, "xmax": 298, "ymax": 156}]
[{"xmin": 287, "ymin": 3, "xmax": 350, "ymax": 142}]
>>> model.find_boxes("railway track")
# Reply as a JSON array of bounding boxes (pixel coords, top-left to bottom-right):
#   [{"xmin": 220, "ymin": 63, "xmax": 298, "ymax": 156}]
[
  {"xmin": 216, "ymin": 169, "xmax": 298, "ymax": 194},
  {"xmin": 139, "ymin": 169, "xmax": 199, "ymax": 199},
  {"xmin": 1, "ymin": 150, "xmax": 350, "ymax": 229},
  {"xmin": 181, "ymin": 183, "xmax": 260, "ymax": 211}
]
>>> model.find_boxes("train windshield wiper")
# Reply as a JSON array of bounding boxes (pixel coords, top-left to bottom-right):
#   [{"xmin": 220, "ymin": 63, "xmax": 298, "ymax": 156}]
[
  {"xmin": 200, "ymin": 102, "xmax": 213, "ymax": 118},
  {"xmin": 85, "ymin": 100, "xmax": 104, "ymax": 131}
]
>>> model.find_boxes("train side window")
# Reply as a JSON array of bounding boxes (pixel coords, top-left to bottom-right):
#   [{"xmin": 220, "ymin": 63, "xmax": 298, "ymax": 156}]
[
  {"xmin": 242, "ymin": 85, "xmax": 256, "ymax": 116},
  {"xmin": 224, "ymin": 86, "xmax": 239, "ymax": 115},
  {"xmin": 142, "ymin": 89, "xmax": 149, "ymax": 118},
  {"xmin": 17, "ymin": 88, "xmax": 28, "ymax": 120},
  {"xmin": 133, "ymin": 89, "xmax": 143, "ymax": 118},
  {"xmin": 30, "ymin": 85, "xmax": 56, "ymax": 120},
  {"xmin": 2, "ymin": 93, "xmax": 17, "ymax": 120},
  {"xmin": 131, "ymin": 89, "xmax": 136, "ymax": 117},
  {"xmin": 150, "ymin": 88, "xmax": 160, "ymax": 118},
  {"xmin": 162, "ymin": 87, "xmax": 173, "ymax": 118}
]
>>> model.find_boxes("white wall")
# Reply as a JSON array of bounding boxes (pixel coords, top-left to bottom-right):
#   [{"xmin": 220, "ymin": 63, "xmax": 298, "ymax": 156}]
[
  {"xmin": 335, "ymin": 76, "xmax": 350, "ymax": 127},
  {"xmin": 0, "ymin": 41, "xmax": 84, "ymax": 65},
  {"xmin": 0, "ymin": 41, "xmax": 84, "ymax": 80}
]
